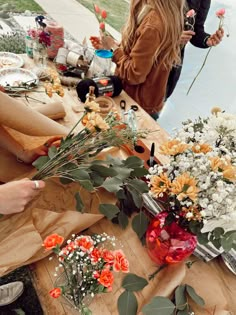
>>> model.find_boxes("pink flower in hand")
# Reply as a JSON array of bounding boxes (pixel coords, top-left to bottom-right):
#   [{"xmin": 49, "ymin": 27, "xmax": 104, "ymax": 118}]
[
  {"xmin": 186, "ymin": 9, "xmax": 195, "ymax": 18},
  {"xmin": 216, "ymin": 8, "xmax": 225, "ymax": 18},
  {"xmin": 101, "ymin": 10, "xmax": 107, "ymax": 19}
]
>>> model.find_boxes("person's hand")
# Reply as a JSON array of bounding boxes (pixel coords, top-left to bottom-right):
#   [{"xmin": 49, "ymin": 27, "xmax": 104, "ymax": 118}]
[
  {"xmin": 19, "ymin": 136, "xmax": 62, "ymax": 164},
  {"xmin": 0, "ymin": 179, "xmax": 45, "ymax": 215},
  {"xmin": 206, "ymin": 27, "xmax": 224, "ymax": 47},
  {"xmin": 90, "ymin": 36, "xmax": 103, "ymax": 50},
  {"xmin": 180, "ymin": 30, "xmax": 196, "ymax": 45}
]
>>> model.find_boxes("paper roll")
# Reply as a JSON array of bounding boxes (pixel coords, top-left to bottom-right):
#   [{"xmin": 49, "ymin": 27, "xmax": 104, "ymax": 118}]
[
  {"xmin": 34, "ymin": 101, "xmax": 66, "ymax": 120},
  {"xmin": 0, "ymin": 92, "xmax": 68, "ymax": 136}
]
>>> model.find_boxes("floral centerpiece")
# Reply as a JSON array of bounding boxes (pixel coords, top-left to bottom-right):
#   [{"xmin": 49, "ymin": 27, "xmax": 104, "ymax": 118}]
[
  {"xmin": 146, "ymin": 108, "xmax": 236, "ymax": 264},
  {"xmin": 43, "ymin": 233, "xmax": 129, "ymax": 314},
  {"xmin": 27, "ymin": 15, "xmax": 51, "ymax": 67}
]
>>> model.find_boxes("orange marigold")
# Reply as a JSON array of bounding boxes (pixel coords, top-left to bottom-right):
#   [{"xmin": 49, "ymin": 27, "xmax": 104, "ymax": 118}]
[
  {"xmin": 223, "ymin": 166, "xmax": 236, "ymax": 182},
  {"xmin": 159, "ymin": 139, "xmax": 189, "ymax": 156},
  {"xmin": 150, "ymin": 173, "xmax": 171, "ymax": 197},
  {"xmin": 171, "ymin": 173, "xmax": 199, "ymax": 202}
]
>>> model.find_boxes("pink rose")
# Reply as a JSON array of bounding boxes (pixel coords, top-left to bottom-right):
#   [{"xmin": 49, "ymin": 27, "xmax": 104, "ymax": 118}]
[
  {"xmin": 216, "ymin": 8, "xmax": 225, "ymax": 18},
  {"xmin": 186, "ymin": 9, "xmax": 195, "ymax": 18}
]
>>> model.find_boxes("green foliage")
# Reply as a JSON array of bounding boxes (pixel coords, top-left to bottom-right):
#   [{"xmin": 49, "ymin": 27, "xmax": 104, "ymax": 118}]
[
  {"xmin": 142, "ymin": 284, "xmax": 205, "ymax": 315},
  {"xmin": 142, "ymin": 296, "xmax": 175, "ymax": 315},
  {"xmin": 131, "ymin": 212, "xmax": 149, "ymax": 239},
  {"xmin": 0, "ymin": 32, "xmax": 26, "ymax": 54},
  {"xmin": 99, "ymin": 204, "xmax": 120, "ymax": 220},
  {"xmin": 0, "ymin": 0, "xmax": 44, "ymax": 12},
  {"xmin": 117, "ymin": 291, "xmax": 138, "ymax": 315},
  {"xmin": 75, "ymin": 192, "xmax": 84, "ymax": 212},
  {"xmin": 121, "ymin": 273, "xmax": 148, "ymax": 292}
]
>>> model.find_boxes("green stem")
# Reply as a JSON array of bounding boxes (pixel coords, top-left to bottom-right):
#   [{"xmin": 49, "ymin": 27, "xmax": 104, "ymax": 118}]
[
  {"xmin": 186, "ymin": 17, "xmax": 223, "ymax": 96},
  {"xmin": 148, "ymin": 264, "xmax": 167, "ymax": 280}
]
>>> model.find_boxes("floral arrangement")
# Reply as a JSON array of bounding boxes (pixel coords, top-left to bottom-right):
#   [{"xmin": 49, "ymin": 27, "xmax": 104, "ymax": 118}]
[
  {"xmin": 186, "ymin": 8, "xmax": 226, "ymax": 95},
  {"xmin": 27, "ymin": 15, "xmax": 51, "ymax": 49},
  {"xmin": 32, "ymin": 96, "xmax": 148, "ymax": 215},
  {"xmin": 147, "ymin": 108, "xmax": 236, "ymax": 251},
  {"xmin": 43, "ymin": 233, "xmax": 129, "ymax": 314}
]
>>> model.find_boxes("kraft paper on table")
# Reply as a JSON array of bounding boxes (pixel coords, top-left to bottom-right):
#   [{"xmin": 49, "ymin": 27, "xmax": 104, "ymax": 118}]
[{"xmin": 0, "ymin": 91, "xmax": 68, "ymax": 136}]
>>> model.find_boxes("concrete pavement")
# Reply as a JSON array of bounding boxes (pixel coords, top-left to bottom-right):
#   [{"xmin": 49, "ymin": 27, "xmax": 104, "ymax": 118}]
[{"xmin": 34, "ymin": 0, "xmax": 121, "ymax": 44}]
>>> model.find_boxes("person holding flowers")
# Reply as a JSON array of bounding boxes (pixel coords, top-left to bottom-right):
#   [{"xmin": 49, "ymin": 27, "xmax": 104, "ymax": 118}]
[
  {"xmin": 90, "ymin": 0, "xmax": 185, "ymax": 119},
  {"xmin": 166, "ymin": 0, "xmax": 225, "ymax": 99}
]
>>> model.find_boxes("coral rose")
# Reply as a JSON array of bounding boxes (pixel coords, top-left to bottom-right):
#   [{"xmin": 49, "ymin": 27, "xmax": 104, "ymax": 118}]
[
  {"xmin": 76, "ymin": 236, "xmax": 94, "ymax": 252},
  {"xmin": 99, "ymin": 22, "xmax": 105, "ymax": 30},
  {"xmin": 49, "ymin": 287, "xmax": 61, "ymax": 298},
  {"xmin": 98, "ymin": 269, "xmax": 114, "ymax": 288},
  {"xmin": 43, "ymin": 234, "xmax": 64, "ymax": 250},
  {"xmin": 216, "ymin": 8, "xmax": 225, "ymax": 18},
  {"xmin": 113, "ymin": 250, "xmax": 129, "ymax": 273},
  {"xmin": 102, "ymin": 249, "xmax": 114, "ymax": 264}
]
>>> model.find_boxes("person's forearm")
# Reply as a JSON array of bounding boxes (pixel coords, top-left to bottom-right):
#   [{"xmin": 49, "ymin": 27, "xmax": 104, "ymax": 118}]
[{"xmin": 0, "ymin": 125, "xmax": 25, "ymax": 159}]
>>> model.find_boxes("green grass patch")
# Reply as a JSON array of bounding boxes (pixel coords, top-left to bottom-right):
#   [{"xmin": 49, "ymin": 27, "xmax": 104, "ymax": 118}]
[
  {"xmin": 0, "ymin": 0, "xmax": 44, "ymax": 13},
  {"xmin": 76, "ymin": 0, "xmax": 129, "ymax": 32}
]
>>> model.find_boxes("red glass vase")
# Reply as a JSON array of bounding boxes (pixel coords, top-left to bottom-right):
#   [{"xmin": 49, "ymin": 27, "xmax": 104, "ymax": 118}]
[{"xmin": 146, "ymin": 212, "xmax": 197, "ymax": 265}]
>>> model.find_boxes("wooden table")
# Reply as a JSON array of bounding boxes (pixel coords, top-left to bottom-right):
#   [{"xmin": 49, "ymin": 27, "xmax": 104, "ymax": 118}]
[{"xmin": 2, "ymin": 56, "xmax": 236, "ymax": 315}]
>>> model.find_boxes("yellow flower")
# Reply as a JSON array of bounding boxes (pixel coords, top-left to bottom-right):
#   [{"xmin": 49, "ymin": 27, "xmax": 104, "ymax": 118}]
[
  {"xmin": 210, "ymin": 156, "xmax": 231, "ymax": 172},
  {"xmin": 85, "ymin": 112, "xmax": 109, "ymax": 132},
  {"xmin": 192, "ymin": 143, "xmax": 212, "ymax": 154},
  {"xmin": 171, "ymin": 173, "xmax": 199, "ymax": 202},
  {"xmin": 223, "ymin": 166, "xmax": 236, "ymax": 182},
  {"xmin": 84, "ymin": 100, "xmax": 100, "ymax": 113},
  {"xmin": 150, "ymin": 173, "xmax": 171, "ymax": 197},
  {"xmin": 159, "ymin": 139, "xmax": 189, "ymax": 156}
]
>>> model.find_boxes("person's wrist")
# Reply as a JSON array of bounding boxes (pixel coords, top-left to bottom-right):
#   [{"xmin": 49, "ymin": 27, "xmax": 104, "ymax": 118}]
[{"xmin": 204, "ymin": 35, "xmax": 211, "ymax": 47}]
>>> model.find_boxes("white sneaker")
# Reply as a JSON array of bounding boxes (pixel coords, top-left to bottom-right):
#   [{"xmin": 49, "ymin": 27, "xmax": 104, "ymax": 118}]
[{"xmin": 0, "ymin": 281, "xmax": 24, "ymax": 306}]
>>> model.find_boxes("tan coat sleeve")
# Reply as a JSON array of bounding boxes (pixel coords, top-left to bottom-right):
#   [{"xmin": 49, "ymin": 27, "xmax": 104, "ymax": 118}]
[{"xmin": 113, "ymin": 25, "xmax": 161, "ymax": 85}]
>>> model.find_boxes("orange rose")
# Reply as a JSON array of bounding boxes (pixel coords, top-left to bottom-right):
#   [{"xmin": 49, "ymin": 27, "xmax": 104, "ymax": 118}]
[
  {"xmin": 76, "ymin": 236, "xmax": 94, "ymax": 252},
  {"xmin": 49, "ymin": 287, "xmax": 62, "ymax": 298},
  {"xmin": 102, "ymin": 249, "xmax": 114, "ymax": 264},
  {"xmin": 98, "ymin": 269, "xmax": 114, "ymax": 288},
  {"xmin": 113, "ymin": 250, "xmax": 129, "ymax": 273},
  {"xmin": 42, "ymin": 234, "xmax": 64, "ymax": 251},
  {"xmin": 90, "ymin": 248, "xmax": 102, "ymax": 263}
]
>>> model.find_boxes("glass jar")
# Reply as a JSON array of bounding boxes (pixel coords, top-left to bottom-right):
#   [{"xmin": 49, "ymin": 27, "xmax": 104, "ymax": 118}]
[
  {"xmin": 89, "ymin": 49, "xmax": 113, "ymax": 77},
  {"xmin": 55, "ymin": 272, "xmax": 93, "ymax": 314},
  {"xmin": 146, "ymin": 211, "xmax": 197, "ymax": 265},
  {"xmin": 33, "ymin": 42, "xmax": 48, "ymax": 68}
]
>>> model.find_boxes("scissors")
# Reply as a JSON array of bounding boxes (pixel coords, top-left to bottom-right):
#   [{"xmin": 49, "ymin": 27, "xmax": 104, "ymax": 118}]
[{"xmin": 120, "ymin": 100, "xmax": 138, "ymax": 112}]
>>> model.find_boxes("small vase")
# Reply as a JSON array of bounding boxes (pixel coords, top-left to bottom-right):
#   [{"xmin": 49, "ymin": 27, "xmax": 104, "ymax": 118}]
[
  {"xmin": 146, "ymin": 212, "xmax": 197, "ymax": 265},
  {"xmin": 55, "ymin": 272, "xmax": 93, "ymax": 314},
  {"xmin": 33, "ymin": 42, "xmax": 48, "ymax": 68}
]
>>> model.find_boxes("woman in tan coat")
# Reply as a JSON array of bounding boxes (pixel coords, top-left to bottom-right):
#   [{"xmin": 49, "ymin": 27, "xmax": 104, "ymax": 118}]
[{"xmin": 90, "ymin": 0, "xmax": 184, "ymax": 118}]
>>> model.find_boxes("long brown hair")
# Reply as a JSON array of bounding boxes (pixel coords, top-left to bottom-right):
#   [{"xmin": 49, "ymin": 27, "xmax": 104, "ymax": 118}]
[{"xmin": 121, "ymin": 0, "xmax": 184, "ymax": 68}]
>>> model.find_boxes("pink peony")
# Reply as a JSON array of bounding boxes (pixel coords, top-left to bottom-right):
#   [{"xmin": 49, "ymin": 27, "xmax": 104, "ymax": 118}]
[{"xmin": 216, "ymin": 8, "xmax": 225, "ymax": 18}]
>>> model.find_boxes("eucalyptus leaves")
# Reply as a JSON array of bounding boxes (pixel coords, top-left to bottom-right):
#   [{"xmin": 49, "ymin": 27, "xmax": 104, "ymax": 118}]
[{"xmin": 117, "ymin": 272, "xmax": 205, "ymax": 315}]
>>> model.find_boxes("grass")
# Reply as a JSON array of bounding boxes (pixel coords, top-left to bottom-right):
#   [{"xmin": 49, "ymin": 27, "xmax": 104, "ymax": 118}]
[
  {"xmin": 0, "ymin": 0, "xmax": 44, "ymax": 13},
  {"xmin": 76, "ymin": 0, "xmax": 129, "ymax": 32}
]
